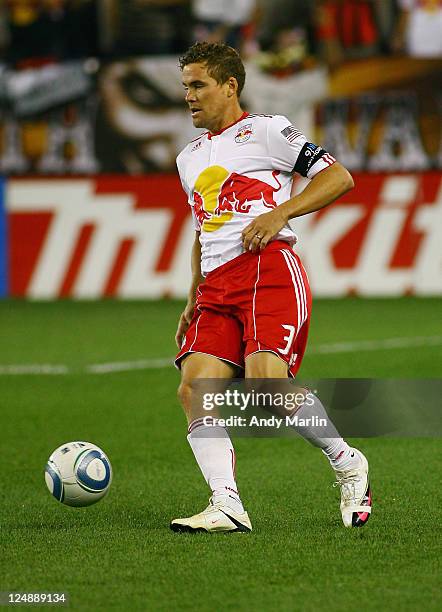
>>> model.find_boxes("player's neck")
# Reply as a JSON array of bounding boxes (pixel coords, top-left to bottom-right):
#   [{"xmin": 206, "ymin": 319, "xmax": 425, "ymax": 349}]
[{"xmin": 208, "ymin": 106, "xmax": 246, "ymax": 136}]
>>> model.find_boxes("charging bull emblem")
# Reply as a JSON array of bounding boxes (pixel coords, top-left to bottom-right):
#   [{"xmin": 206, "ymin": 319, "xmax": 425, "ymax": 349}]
[{"xmin": 193, "ymin": 166, "xmax": 282, "ymax": 232}]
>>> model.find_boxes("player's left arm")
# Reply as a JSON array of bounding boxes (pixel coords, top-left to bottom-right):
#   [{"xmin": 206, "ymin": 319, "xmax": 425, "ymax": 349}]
[
  {"xmin": 281, "ymin": 161, "xmax": 354, "ymax": 219},
  {"xmin": 242, "ymin": 163, "xmax": 353, "ymax": 252}
]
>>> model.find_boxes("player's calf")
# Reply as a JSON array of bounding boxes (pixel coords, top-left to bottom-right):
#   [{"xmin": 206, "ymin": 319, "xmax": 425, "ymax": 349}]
[
  {"xmin": 173, "ymin": 353, "xmax": 249, "ymax": 532},
  {"xmin": 287, "ymin": 392, "xmax": 372, "ymax": 527}
]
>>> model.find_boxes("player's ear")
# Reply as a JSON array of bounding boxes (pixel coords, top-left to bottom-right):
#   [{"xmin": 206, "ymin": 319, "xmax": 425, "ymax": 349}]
[{"xmin": 227, "ymin": 76, "xmax": 238, "ymax": 97}]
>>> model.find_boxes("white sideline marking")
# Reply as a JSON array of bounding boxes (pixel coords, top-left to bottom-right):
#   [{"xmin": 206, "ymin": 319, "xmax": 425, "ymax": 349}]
[
  {"xmin": 86, "ymin": 357, "xmax": 173, "ymax": 373},
  {"xmin": 310, "ymin": 335, "xmax": 442, "ymax": 354},
  {"xmin": 0, "ymin": 364, "xmax": 69, "ymax": 375},
  {"xmin": 1, "ymin": 335, "xmax": 441, "ymax": 376}
]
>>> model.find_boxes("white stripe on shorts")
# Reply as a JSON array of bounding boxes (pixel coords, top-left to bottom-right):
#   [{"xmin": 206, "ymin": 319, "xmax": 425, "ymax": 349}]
[
  {"xmin": 252, "ymin": 254, "xmax": 261, "ymax": 350},
  {"xmin": 189, "ymin": 311, "xmax": 202, "ymax": 351},
  {"xmin": 284, "ymin": 249, "xmax": 308, "ymax": 325},
  {"xmin": 281, "ymin": 250, "xmax": 302, "ymax": 332}
]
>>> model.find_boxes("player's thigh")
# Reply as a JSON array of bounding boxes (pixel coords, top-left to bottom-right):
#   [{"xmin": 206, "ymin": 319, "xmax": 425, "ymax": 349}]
[
  {"xmin": 245, "ymin": 351, "xmax": 310, "ymax": 418},
  {"xmin": 245, "ymin": 351, "xmax": 288, "ymax": 378},
  {"xmin": 178, "ymin": 352, "xmax": 236, "ymax": 423},
  {"xmin": 245, "ymin": 351, "xmax": 289, "ymax": 417}
]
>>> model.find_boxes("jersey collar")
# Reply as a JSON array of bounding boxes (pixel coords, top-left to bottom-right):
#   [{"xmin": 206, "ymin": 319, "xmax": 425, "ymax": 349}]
[{"xmin": 208, "ymin": 111, "xmax": 249, "ymax": 139}]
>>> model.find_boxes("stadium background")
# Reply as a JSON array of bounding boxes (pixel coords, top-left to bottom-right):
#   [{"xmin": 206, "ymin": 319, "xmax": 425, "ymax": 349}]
[{"xmin": 0, "ymin": 1, "xmax": 441, "ymax": 610}]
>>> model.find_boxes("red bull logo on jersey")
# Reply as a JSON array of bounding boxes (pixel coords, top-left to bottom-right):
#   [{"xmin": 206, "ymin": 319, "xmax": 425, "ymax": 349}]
[
  {"xmin": 193, "ymin": 166, "xmax": 282, "ymax": 232},
  {"xmin": 234, "ymin": 123, "xmax": 253, "ymax": 143}
]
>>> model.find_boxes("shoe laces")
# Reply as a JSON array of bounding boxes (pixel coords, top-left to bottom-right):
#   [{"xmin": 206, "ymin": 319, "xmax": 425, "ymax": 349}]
[
  {"xmin": 208, "ymin": 494, "xmax": 228, "ymax": 507},
  {"xmin": 206, "ymin": 495, "xmax": 225, "ymax": 510},
  {"xmin": 333, "ymin": 470, "xmax": 359, "ymax": 503},
  {"xmin": 205, "ymin": 495, "xmax": 215, "ymax": 511},
  {"xmin": 208, "ymin": 494, "xmax": 240, "ymax": 513}
]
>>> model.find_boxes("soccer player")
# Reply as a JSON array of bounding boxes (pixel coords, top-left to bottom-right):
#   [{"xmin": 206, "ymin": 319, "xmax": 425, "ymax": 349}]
[{"xmin": 171, "ymin": 42, "xmax": 372, "ymax": 533}]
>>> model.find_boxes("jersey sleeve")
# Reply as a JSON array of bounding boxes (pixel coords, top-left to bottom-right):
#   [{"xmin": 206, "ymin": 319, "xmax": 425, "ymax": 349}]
[
  {"xmin": 267, "ymin": 115, "xmax": 336, "ymax": 179},
  {"xmin": 177, "ymin": 154, "xmax": 201, "ymax": 231}
]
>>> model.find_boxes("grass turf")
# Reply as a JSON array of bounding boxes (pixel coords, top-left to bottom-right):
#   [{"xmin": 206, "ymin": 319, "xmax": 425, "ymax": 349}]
[{"xmin": 0, "ymin": 298, "xmax": 441, "ymax": 610}]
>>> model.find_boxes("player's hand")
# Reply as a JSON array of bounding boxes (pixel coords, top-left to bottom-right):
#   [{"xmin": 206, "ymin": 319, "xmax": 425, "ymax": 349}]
[
  {"xmin": 242, "ymin": 208, "xmax": 288, "ymax": 252},
  {"xmin": 175, "ymin": 301, "xmax": 195, "ymax": 349}
]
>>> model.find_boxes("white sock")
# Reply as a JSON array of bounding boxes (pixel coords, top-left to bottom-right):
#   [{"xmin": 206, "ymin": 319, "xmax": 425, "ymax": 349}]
[
  {"xmin": 187, "ymin": 417, "xmax": 244, "ymax": 513},
  {"xmin": 290, "ymin": 393, "xmax": 359, "ymax": 471}
]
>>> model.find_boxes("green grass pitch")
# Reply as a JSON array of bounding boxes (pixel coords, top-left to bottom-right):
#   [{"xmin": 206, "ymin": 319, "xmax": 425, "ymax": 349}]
[{"xmin": 0, "ymin": 298, "xmax": 441, "ymax": 610}]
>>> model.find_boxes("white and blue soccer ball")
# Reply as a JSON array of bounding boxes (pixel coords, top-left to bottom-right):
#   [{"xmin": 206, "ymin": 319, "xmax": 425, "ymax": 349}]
[{"xmin": 45, "ymin": 441, "xmax": 112, "ymax": 507}]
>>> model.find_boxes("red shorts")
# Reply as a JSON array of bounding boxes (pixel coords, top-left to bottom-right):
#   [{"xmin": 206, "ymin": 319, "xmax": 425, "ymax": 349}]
[{"xmin": 175, "ymin": 240, "xmax": 312, "ymax": 377}]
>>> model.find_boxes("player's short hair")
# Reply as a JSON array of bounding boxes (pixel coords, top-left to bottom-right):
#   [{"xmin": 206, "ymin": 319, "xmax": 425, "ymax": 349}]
[{"xmin": 179, "ymin": 42, "xmax": 246, "ymax": 97}]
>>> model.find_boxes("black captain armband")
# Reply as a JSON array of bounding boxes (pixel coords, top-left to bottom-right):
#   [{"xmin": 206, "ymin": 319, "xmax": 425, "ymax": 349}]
[{"xmin": 293, "ymin": 142, "xmax": 329, "ymax": 178}]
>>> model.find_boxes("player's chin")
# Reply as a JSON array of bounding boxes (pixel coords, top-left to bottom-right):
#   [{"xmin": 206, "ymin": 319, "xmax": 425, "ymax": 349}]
[{"xmin": 191, "ymin": 112, "xmax": 204, "ymax": 127}]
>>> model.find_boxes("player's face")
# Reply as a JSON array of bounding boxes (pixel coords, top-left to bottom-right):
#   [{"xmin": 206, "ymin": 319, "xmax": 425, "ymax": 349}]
[{"xmin": 182, "ymin": 63, "xmax": 234, "ymax": 131}]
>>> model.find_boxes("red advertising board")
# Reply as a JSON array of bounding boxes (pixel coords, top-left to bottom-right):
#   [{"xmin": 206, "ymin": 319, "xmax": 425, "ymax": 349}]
[{"xmin": 6, "ymin": 172, "xmax": 442, "ymax": 298}]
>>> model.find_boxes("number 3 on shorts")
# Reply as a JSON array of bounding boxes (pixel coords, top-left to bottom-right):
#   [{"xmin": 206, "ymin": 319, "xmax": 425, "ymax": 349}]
[{"xmin": 278, "ymin": 324, "xmax": 296, "ymax": 355}]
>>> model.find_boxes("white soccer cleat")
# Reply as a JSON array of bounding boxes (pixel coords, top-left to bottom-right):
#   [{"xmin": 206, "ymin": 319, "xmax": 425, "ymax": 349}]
[
  {"xmin": 334, "ymin": 449, "xmax": 372, "ymax": 528},
  {"xmin": 170, "ymin": 497, "xmax": 252, "ymax": 533}
]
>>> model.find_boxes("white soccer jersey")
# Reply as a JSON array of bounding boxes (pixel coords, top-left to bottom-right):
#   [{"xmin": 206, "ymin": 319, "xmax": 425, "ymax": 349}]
[{"xmin": 177, "ymin": 112, "xmax": 335, "ymax": 276}]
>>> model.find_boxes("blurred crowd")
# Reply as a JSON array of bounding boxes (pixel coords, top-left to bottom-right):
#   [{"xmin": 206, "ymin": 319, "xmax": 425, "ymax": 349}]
[{"xmin": 0, "ymin": 0, "xmax": 441, "ymax": 71}]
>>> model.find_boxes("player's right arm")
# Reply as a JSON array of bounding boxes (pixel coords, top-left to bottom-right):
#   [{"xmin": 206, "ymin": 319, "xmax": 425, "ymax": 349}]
[{"xmin": 175, "ymin": 230, "xmax": 204, "ymax": 349}]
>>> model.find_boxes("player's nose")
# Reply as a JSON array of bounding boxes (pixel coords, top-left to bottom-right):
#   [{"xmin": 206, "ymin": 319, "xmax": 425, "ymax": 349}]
[{"xmin": 185, "ymin": 89, "xmax": 195, "ymax": 103}]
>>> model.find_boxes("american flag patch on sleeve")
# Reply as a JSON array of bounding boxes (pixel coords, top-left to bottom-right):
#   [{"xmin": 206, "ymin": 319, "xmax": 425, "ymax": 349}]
[{"xmin": 281, "ymin": 126, "xmax": 303, "ymax": 142}]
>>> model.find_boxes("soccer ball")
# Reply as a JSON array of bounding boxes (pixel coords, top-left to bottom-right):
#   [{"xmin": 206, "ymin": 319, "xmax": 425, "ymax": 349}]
[{"xmin": 45, "ymin": 441, "xmax": 112, "ymax": 507}]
